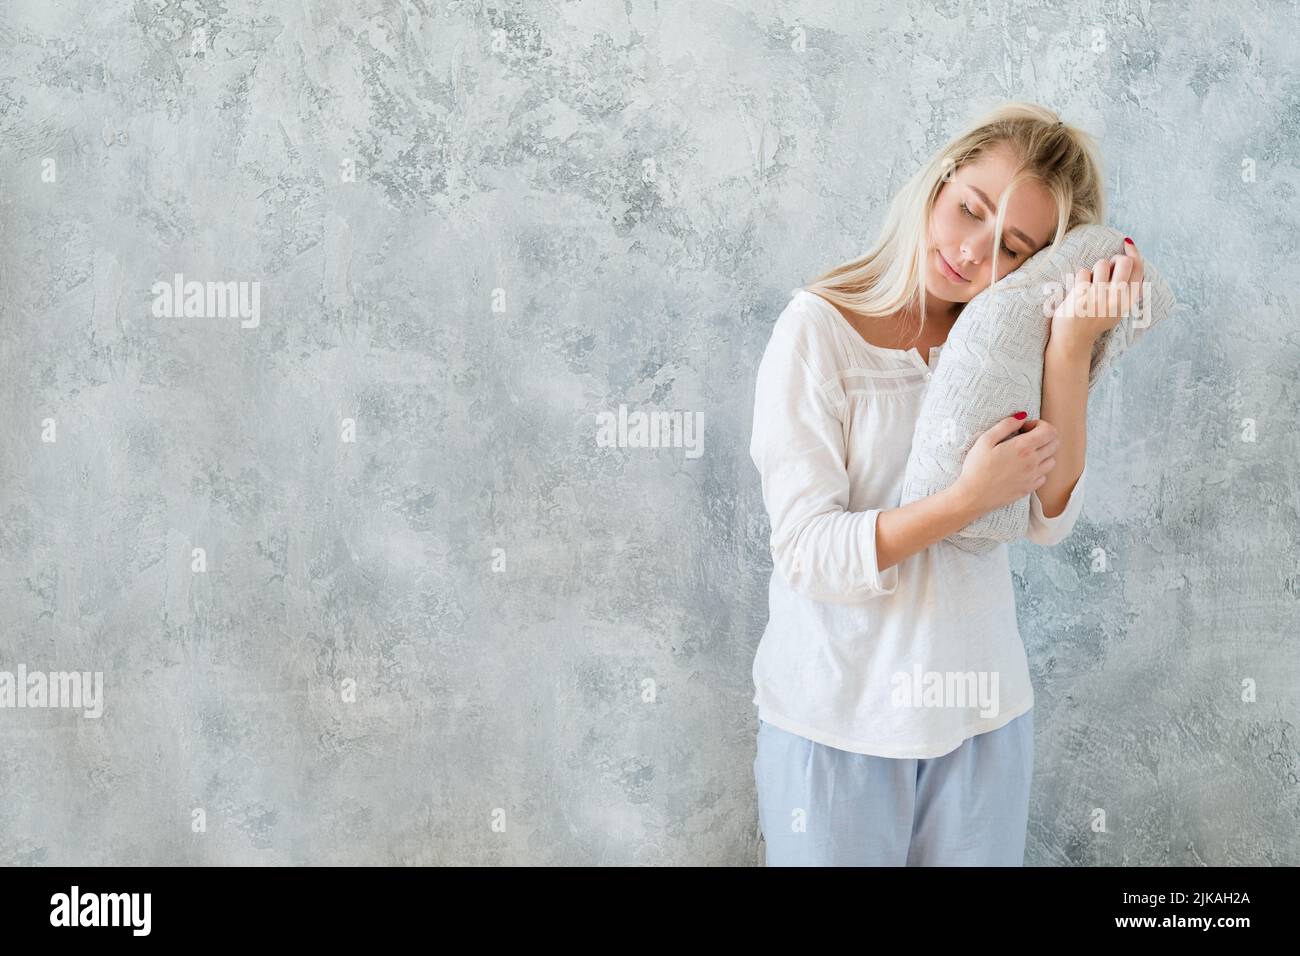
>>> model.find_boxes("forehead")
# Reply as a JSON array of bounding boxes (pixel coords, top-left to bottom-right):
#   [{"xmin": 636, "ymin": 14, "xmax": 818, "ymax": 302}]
[{"xmin": 956, "ymin": 147, "xmax": 1057, "ymax": 247}]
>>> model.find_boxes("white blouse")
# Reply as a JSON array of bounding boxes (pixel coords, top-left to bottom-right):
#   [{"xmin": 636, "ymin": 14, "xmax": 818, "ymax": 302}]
[{"xmin": 749, "ymin": 289, "xmax": 1086, "ymax": 759}]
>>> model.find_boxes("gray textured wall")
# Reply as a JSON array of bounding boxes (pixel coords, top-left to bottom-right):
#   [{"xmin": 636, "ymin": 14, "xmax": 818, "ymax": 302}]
[{"xmin": 1, "ymin": 0, "xmax": 1297, "ymax": 865}]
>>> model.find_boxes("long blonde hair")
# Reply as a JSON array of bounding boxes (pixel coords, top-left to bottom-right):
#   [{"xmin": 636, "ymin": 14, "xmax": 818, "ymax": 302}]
[{"xmin": 805, "ymin": 102, "xmax": 1106, "ymax": 346}]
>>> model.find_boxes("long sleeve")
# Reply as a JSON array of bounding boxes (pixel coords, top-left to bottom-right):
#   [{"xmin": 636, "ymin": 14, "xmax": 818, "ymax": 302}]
[
  {"xmin": 1026, "ymin": 464, "xmax": 1086, "ymax": 546},
  {"xmin": 749, "ymin": 321, "xmax": 899, "ymax": 604}
]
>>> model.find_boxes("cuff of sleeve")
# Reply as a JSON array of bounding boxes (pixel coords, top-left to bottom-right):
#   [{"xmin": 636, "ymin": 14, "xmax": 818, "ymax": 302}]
[
  {"xmin": 862, "ymin": 508, "xmax": 900, "ymax": 596},
  {"xmin": 1030, "ymin": 465, "xmax": 1086, "ymax": 527}
]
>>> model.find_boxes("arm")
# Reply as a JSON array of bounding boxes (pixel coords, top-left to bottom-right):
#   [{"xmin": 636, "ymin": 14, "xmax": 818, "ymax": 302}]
[
  {"xmin": 875, "ymin": 488, "xmax": 984, "ymax": 574},
  {"xmin": 1024, "ymin": 337, "xmax": 1089, "ymax": 547},
  {"xmin": 1035, "ymin": 337, "xmax": 1089, "ymax": 520},
  {"xmin": 750, "ymin": 322, "xmax": 981, "ymax": 602},
  {"xmin": 1032, "ymin": 237, "xmax": 1146, "ymax": 538}
]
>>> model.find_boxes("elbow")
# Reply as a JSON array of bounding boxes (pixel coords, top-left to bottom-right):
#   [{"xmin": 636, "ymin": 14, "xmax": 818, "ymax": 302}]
[
  {"xmin": 1025, "ymin": 503, "xmax": 1081, "ymax": 547},
  {"xmin": 1025, "ymin": 468, "xmax": 1085, "ymax": 547},
  {"xmin": 1025, "ymin": 524, "xmax": 1072, "ymax": 547},
  {"xmin": 770, "ymin": 508, "xmax": 900, "ymax": 603}
]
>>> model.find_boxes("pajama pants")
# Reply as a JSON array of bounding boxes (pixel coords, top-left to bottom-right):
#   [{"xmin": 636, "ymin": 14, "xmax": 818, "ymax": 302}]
[{"xmin": 753, "ymin": 709, "xmax": 1034, "ymax": 866}]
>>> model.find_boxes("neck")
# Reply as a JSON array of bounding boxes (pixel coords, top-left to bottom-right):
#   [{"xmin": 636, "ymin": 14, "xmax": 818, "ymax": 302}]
[{"xmin": 894, "ymin": 296, "xmax": 961, "ymax": 342}]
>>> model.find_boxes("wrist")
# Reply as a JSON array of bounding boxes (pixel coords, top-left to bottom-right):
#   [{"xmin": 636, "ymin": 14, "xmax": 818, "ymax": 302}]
[
  {"xmin": 1048, "ymin": 300, "xmax": 1100, "ymax": 356},
  {"xmin": 1045, "ymin": 332, "xmax": 1095, "ymax": 366},
  {"xmin": 941, "ymin": 479, "xmax": 982, "ymax": 527}
]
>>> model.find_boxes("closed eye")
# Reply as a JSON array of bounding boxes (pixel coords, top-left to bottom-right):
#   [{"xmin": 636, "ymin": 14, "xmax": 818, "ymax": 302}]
[{"xmin": 960, "ymin": 201, "xmax": 1020, "ymax": 259}]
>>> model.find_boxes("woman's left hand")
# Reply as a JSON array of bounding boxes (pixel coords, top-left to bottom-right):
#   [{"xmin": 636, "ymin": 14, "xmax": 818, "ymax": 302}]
[{"xmin": 1049, "ymin": 237, "xmax": 1145, "ymax": 354}]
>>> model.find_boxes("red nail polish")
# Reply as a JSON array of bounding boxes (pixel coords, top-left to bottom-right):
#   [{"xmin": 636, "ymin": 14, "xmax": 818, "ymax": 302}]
[
  {"xmin": 1013, "ymin": 411, "xmax": 1027, "ymax": 420},
  {"xmin": 1124, "ymin": 237, "xmax": 1134, "ymax": 245}
]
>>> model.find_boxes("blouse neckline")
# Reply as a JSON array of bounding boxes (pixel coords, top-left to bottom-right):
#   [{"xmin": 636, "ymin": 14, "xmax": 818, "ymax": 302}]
[{"xmin": 797, "ymin": 289, "xmax": 942, "ymax": 373}]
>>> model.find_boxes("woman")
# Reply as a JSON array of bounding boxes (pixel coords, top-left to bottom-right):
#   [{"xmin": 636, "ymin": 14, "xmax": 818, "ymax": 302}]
[{"xmin": 749, "ymin": 102, "xmax": 1143, "ymax": 866}]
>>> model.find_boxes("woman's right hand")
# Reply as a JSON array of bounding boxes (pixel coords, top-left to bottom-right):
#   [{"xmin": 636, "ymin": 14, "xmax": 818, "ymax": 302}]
[{"xmin": 955, "ymin": 414, "xmax": 1061, "ymax": 515}]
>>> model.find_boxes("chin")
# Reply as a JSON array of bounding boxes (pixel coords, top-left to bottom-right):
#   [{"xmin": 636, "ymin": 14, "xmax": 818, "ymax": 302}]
[{"xmin": 925, "ymin": 272, "xmax": 966, "ymax": 304}]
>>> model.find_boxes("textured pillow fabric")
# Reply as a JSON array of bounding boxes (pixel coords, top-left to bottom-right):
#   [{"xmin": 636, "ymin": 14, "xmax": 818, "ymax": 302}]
[{"xmin": 898, "ymin": 223, "xmax": 1176, "ymax": 554}]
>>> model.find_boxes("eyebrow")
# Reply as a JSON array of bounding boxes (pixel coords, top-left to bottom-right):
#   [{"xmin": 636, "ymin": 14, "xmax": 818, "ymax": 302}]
[{"xmin": 968, "ymin": 185, "xmax": 1042, "ymax": 251}]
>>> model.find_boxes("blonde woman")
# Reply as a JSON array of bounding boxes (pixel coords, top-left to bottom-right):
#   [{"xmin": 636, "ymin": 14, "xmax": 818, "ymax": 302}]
[{"xmin": 749, "ymin": 102, "xmax": 1143, "ymax": 866}]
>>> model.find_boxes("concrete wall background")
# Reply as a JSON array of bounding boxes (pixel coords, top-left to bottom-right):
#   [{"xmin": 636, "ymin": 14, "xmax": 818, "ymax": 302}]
[{"xmin": 1, "ymin": 0, "xmax": 1297, "ymax": 864}]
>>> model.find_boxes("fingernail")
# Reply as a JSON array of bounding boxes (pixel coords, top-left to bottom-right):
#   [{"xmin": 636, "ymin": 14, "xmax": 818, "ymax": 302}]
[
  {"xmin": 1124, "ymin": 236, "xmax": 1134, "ymax": 245},
  {"xmin": 1013, "ymin": 411, "xmax": 1027, "ymax": 420}
]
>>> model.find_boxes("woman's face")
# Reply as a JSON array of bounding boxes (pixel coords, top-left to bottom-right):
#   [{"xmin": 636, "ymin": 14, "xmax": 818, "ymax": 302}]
[{"xmin": 926, "ymin": 144, "xmax": 1058, "ymax": 305}]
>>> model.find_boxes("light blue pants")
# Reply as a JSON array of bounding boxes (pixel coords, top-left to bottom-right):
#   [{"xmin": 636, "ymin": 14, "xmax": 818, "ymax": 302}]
[{"xmin": 754, "ymin": 709, "xmax": 1034, "ymax": 866}]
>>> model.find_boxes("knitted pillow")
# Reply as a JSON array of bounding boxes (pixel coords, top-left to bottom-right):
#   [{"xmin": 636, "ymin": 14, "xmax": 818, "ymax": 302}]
[{"xmin": 898, "ymin": 223, "xmax": 1176, "ymax": 554}]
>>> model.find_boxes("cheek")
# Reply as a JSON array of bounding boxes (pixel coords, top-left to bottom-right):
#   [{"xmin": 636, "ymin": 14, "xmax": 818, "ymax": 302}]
[{"xmin": 931, "ymin": 205, "xmax": 961, "ymax": 243}]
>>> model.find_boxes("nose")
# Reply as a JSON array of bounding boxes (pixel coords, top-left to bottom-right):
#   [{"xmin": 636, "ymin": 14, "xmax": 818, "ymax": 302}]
[{"xmin": 960, "ymin": 231, "xmax": 993, "ymax": 268}]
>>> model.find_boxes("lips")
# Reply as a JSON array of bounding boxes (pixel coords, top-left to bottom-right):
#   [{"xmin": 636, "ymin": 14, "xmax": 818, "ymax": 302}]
[{"xmin": 937, "ymin": 250, "xmax": 969, "ymax": 282}]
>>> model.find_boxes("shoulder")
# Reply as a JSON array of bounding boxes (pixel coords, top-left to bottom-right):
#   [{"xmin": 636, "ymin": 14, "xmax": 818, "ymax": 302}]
[
  {"xmin": 766, "ymin": 289, "xmax": 847, "ymax": 379},
  {"xmin": 774, "ymin": 288, "xmax": 837, "ymax": 339},
  {"xmin": 767, "ymin": 288, "xmax": 897, "ymax": 382}
]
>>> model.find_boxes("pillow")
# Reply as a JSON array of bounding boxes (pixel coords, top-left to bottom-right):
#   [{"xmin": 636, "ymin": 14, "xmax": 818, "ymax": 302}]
[{"xmin": 897, "ymin": 223, "xmax": 1176, "ymax": 554}]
